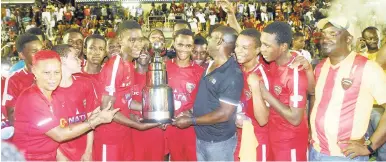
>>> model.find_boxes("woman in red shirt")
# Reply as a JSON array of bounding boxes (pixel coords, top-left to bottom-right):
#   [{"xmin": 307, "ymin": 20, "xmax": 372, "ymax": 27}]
[{"xmin": 12, "ymin": 50, "xmax": 119, "ymax": 161}]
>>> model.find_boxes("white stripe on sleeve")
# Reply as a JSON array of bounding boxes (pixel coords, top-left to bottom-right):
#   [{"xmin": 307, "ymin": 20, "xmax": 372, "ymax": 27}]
[
  {"xmin": 1, "ymin": 76, "xmax": 11, "ymax": 106},
  {"xmin": 291, "ymin": 149, "xmax": 297, "ymax": 162},
  {"xmin": 293, "ymin": 67, "xmax": 299, "ymax": 108},
  {"xmin": 107, "ymin": 56, "xmax": 121, "ymax": 96}
]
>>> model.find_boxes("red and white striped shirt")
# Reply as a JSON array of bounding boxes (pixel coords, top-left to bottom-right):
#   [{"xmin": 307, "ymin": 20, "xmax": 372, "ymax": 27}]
[{"xmin": 310, "ymin": 52, "xmax": 386, "ymax": 156}]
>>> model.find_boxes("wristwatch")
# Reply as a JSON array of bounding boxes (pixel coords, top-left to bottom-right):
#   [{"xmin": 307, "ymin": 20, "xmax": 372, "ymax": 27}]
[{"xmin": 364, "ymin": 139, "xmax": 375, "ymax": 154}]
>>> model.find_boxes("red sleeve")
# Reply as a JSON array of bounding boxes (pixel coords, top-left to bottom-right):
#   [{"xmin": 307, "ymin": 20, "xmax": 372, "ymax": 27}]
[
  {"xmin": 2, "ymin": 77, "xmax": 18, "ymax": 108},
  {"xmin": 289, "ymin": 69, "xmax": 308, "ymax": 108},
  {"xmin": 98, "ymin": 55, "xmax": 124, "ymax": 97}
]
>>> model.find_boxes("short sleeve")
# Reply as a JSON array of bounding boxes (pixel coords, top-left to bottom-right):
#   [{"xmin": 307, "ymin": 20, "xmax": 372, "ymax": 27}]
[
  {"xmin": 289, "ymin": 68, "xmax": 308, "ymax": 108},
  {"xmin": 2, "ymin": 78, "xmax": 18, "ymax": 108},
  {"xmin": 99, "ymin": 55, "xmax": 124, "ymax": 97},
  {"xmin": 218, "ymin": 70, "xmax": 244, "ymax": 106},
  {"xmin": 365, "ymin": 61, "xmax": 386, "ymax": 105}
]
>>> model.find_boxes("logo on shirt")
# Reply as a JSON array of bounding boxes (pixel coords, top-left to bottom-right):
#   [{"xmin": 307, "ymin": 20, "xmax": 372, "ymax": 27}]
[
  {"xmin": 208, "ymin": 76, "xmax": 216, "ymax": 84},
  {"xmin": 186, "ymin": 82, "xmax": 196, "ymax": 93},
  {"xmin": 341, "ymin": 78, "xmax": 353, "ymax": 90},
  {"xmin": 59, "ymin": 113, "xmax": 87, "ymax": 128},
  {"xmin": 274, "ymin": 85, "xmax": 282, "ymax": 95}
]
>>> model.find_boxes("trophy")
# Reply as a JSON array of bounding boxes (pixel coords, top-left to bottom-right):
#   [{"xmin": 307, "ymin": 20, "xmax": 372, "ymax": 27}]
[{"xmin": 141, "ymin": 42, "xmax": 174, "ymax": 123}]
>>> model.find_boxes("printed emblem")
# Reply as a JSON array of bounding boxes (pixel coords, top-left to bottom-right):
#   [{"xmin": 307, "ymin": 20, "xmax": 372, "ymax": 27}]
[
  {"xmin": 60, "ymin": 118, "xmax": 68, "ymax": 128},
  {"xmin": 244, "ymin": 90, "xmax": 252, "ymax": 100},
  {"xmin": 208, "ymin": 76, "xmax": 216, "ymax": 84},
  {"xmin": 341, "ymin": 78, "xmax": 353, "ymax": 90},
  {"xmin": 186, "ymin": 82, "xmax": 196, "ymax": 93},
  {"xmin": 274, "ymin": 86, "xmax": 282, "ymax": 95},
  {"xmin": 61, "ymin": 113, "xmax": 88, "ymax": 127}
]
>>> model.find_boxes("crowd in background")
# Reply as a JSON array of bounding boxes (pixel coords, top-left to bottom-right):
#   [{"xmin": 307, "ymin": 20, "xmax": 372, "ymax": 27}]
[
  {"xmin": 2, "ymin": 0, "xmax": 386, "ymax": 161},
  {"xmin": 1, "ymin": 0, "xmax": 335, "ymax": 68}
]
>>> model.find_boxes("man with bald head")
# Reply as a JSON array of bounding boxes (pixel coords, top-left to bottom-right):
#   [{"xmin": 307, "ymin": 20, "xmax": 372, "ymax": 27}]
[
  {"xmin": 173, "ymin": 26, "xmax": 243, "ymax": 161},
  {"xmin": 360, "ymin": 27, "xmax": 381, "ymax": 62}
]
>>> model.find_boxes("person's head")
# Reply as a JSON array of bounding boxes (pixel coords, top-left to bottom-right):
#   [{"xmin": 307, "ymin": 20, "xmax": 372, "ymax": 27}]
[
  {"xmin": 107, "ymin": 37, "xmax": 120, "ymax": 58},
  {"xmin": 26, "ymin": 27, "xmax": 45, "ymax": 42},
  {"xmin": 260, "ymin": 21, "xmax": 292, "ymax": 62},
  {"xmin": 31, "ymin": 50, "xmax": 62, "ymax": 92},
  {"xmin": 192, "ymin": 35, "xmax": 208, "ymax": 65},
  {"xmin": 235, "ymin": 28, "xmax": 261, "ymax": 64},
  {"xmin": 292, "ymin": 32, "xmax": 305, "ymax": 50},
  {"xmin": 209, "ymin": 24, "xmax": 223, "ymax": 36},
  {"xmin": 362, "ymin": 26, "xmax": 380, "ymax": 51},
  {"xmin": 16, "ymin": 33, "xmax": 43, "ymax": 69},
  {"xmin": 174, "ymin": 29, "xmax": 194, "ymax": 61},
  {"xmin": 207, "ymin": 26, "xmax": 238, "ymax": 58},
  {"xmin": 84, "ymin": 34, "xmax": 107, "ymax": 65},
  {"xmin": 173, "ymin": 20, "xmax": 191, "ymax": 37},
  {"xmin": 117, "ymin": 20, "xmax": 144, "ymax": 59},
  {"xmin": 52, "ymin": 44, "xmax": 80, "ymax": 74},
  {"xmin": 148, "ymin": 29, "xmax": 165, "ymax": 48},
  {"xmin": 62, "ymin": 29, "xmax": 84, "ymax": 57},
  {"xmin": 317, "ymin": 17, "xmax": 354, "ymax": 57},
  {"xmin": 137, "ymin": 38, "xmax": 151, "ymax": 66}
]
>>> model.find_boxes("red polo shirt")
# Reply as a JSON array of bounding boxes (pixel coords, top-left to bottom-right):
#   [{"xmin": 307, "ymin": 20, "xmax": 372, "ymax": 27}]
[
  {"xmin": 54, "ymin": 75, "xmax": 97, "ymax": 160},
  {"xmin": 12, "ymin": 84, "xmax": 60, "ymax": 161}
]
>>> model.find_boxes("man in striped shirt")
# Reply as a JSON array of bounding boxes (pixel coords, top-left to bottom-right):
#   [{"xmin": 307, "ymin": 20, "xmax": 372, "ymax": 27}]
[{"xmin": 309, "ymin": 17, "xmax": 386, "ymax": 161}]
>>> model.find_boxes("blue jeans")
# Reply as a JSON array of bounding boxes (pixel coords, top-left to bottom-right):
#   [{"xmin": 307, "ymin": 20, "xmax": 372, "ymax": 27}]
[
  {"xmin": 367, "ymin": 107, "xmax": 386, "ymax": 160},
  {"xmin": 196, "ymin": 134, "xmax": 237, "ymax": 161},
  {"xmin": 309, "ymin": 145, "xmax": 369, "ymax": 161}
]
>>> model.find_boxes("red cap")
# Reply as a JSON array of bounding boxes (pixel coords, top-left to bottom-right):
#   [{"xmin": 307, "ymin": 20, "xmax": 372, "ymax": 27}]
[{"xmin": 32, "ymin": 50, "xmax": 61, "ymax": 66}]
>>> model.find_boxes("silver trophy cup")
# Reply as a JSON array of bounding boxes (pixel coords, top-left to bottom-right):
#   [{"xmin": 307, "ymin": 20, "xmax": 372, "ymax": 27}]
[{"xmin": 142, "ymin": 42, "xmax": 174, "ymax": 123}]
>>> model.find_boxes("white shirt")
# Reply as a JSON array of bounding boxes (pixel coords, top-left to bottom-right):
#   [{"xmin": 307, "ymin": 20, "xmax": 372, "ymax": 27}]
[
  {"xmin": 186, "ymin": 9, "xmax": 193, "ymax": 17},
  {"xmin": 249, "ymin": 4, "xmax": 256, "ymax": 12},
  {"xmin": 196, "ymin": 13, "xmax": 206, "ymax": 23},
  {"xmin": 238, "ymin": 4, "xmax": 244, "ymax": 13},
  {"xmin": 188, "ymin": 18, "xmax": 198, "ymax": 32},
  {"xmin": 209, "ymin": 15, "xmax": 217, "ymax": 25},
  {"xmin": 260, "ymin": 5, "xmax": 267, "ymax": 13},
  {"xmin": 6, "ymin": 9, "xmax": 10, "ymax": 17},
  {"xmin": 101, "ymin": 7, "xmax": 107, "ymax": 16}
]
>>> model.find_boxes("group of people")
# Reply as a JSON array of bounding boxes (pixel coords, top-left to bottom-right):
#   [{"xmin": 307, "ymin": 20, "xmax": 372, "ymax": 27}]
[{"xmin": 2, "ymin": 0, "xmax": 386, "ymax": 162}]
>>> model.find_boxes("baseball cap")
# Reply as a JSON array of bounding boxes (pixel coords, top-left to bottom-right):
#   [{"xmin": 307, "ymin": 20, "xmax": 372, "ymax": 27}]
[{"xmin": 317, "ymin": 16, "xmax": 355, "ymax": 36}]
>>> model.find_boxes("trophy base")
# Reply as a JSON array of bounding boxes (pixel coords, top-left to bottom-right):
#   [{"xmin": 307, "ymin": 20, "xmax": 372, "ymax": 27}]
[{"xmin": 141, "ymin": 118, "xmax": 173, "ymax": 124}]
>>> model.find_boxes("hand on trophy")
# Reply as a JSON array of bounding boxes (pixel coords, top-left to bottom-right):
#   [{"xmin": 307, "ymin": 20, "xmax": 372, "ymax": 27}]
[
  {"xmin": 136, "ymin": 122, "xmax": 161, "ymax": 131},
  {"xmin": 172, "ymin": 116, "xmax": 193, "ymax": 129}
]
